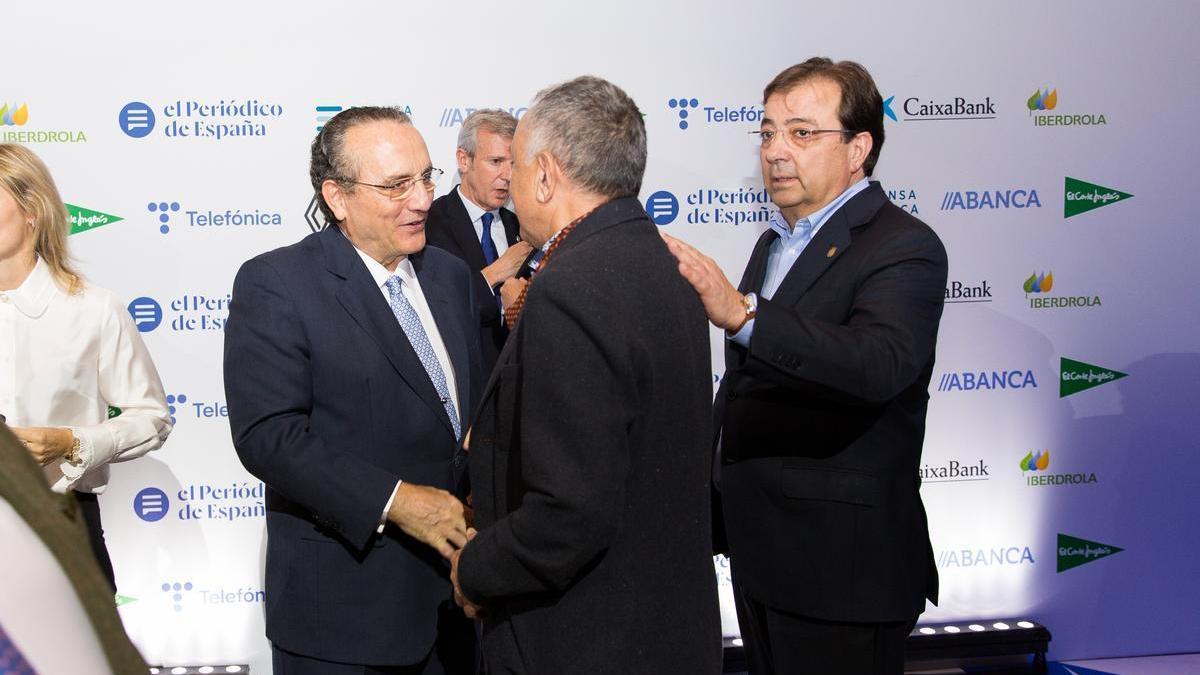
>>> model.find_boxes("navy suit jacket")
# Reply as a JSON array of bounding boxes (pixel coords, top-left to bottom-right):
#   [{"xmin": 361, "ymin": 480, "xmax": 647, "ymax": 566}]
[
  {"xmin": 424, "ymin": 187, "xmax": 521, "ymax": 374},
  {"xmin": 223, "ymin": 225, "xmax": 483, "ymax": 664},
  {"xmin": 716, "ymin": 182, "xmax": 946, "ymax": 623}
]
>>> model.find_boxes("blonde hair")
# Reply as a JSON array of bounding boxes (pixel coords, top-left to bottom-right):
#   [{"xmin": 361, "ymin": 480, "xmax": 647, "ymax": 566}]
[{"xmin": 0, "ymin": 143, "xmax": 82, "ymax": 294}]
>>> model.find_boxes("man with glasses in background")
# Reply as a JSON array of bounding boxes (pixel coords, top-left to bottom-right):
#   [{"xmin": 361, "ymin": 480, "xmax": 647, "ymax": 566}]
[
  {"xmin": 224, "ymin": 106, "xmax": 483, "ymax": 674},
  {"xmin": 665, "ymin": 58, "xmax": 948, "ymax": 674},
  {"xmin": 425, "ymin": 109, "xmax": 533, "ymax": 375}
]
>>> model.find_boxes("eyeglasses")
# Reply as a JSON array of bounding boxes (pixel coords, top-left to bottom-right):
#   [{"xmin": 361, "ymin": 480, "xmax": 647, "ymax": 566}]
[
  {"xmin": 345, "ymin": 168, "xmax": 444, "ymax": 200},
  {"xmin": 749, "ymin": 128, "xmax": 861, "ymax": 148}
]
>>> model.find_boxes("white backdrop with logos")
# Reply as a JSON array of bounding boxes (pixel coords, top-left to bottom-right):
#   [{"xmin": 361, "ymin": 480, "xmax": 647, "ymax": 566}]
[{"xmin": 6, "ymin": 1, "xmax": 1200, "ymax": 672}]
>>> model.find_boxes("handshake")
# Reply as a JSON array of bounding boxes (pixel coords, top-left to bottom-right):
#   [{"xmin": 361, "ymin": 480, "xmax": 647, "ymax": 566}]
[{"xmin": 386, "ymin": 481, "xmax": 485, "ymax": 618}]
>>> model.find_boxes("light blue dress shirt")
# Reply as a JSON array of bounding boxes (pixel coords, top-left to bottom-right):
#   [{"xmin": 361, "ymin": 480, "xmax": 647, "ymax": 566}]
[{"xmin": 729, "ymin": 178, "xmax": 870, "ymax": 347}]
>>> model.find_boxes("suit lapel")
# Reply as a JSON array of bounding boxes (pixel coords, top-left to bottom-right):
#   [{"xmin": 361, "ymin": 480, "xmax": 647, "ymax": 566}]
[
  {"xmin": 321, "ymin": 228, "xmax": 455, "ymax": 435},
  {"xmin": 738, "ymin": 230, "xmax": 778, "ymax": 294},
  {"xmin": 767, "ymin": 215, "xmax": 852, "ymax": 306},
  {"xmin": 500, "ymin": 207, "xmax": 521, "ymax": 245},
  {"xmin": 413, "ymin": 252, "xmax": 471, "ymax": 426},
  {"xmin": 445, "ymin": 187, "xmax": 489, "ymax": 271},
  {"xmin": 767, "ymin": 182, "xmax": 885, "ymax": 306}
]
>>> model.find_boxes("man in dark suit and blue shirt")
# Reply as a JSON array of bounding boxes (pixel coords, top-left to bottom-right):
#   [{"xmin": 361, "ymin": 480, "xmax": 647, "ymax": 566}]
[
  {"xmin": 224, "ymin": 106, "xmax": 483, "ymax": 674},
  {"xmin": 666, "ymin": 58, "xmax": 948, "ymax": 675},
  {"xmin": 450, "ymin": 76, "xmax": 723, "ymax": 675},
  {"xmin": 425, "ymin": 109, "xmax": 533, "ymax": 374}
]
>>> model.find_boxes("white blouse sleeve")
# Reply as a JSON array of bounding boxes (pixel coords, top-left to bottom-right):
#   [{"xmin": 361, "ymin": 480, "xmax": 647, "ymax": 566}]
[{"xmin": 59, "ymin": 293, "xmax": 172, "ymax": 485}]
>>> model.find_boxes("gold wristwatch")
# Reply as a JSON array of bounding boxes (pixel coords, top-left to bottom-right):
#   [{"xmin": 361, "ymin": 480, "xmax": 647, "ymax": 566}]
[{"xmin": 64, "ymin": 431, "xmax": 82, "ymax": 465}]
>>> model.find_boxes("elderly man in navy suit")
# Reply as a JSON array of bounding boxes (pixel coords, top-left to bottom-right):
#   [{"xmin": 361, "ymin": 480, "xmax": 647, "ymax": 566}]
[{"xmin": 224, "ymin": 106, "xmax": 483, "ymax": 674}]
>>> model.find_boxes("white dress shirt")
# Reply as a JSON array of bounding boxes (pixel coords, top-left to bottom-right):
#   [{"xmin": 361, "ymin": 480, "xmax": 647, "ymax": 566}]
[
  {"xmin": 349, "ymin": 247, "xmax": 460, "ymax": 418},
  {"xmin": 456, "ymin": 185, "xmax": 510, "ymax": 259},
  {"xmin": 0, "ymin": 257, "xmax": 172, "ymax": 494},
  {"xmin": 349, "ymin": 243, "xmax": 461, "ymax": 532}
]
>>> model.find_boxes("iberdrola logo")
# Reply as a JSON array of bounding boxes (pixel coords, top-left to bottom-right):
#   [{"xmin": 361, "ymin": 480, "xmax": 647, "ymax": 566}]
[
  {"xmin": 1023, "ymin": 272, "xmax": 1053, "ymax": 294},
  {"xmin": 0, "ymin": 102, "xmax": 30, "ymax": 126},
  {"xmin": 1027, "ymin": 88, "xmax": 1058, "ymax": 112},
  {"xmin": 1020, "ymin": 449, "xmax": 1050, "ymax": 472}
]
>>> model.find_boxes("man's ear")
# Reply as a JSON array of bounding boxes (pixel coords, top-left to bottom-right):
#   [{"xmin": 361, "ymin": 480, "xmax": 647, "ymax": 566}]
[
  {"xmin": 535, "ymin": 152, "xmax": 558, "ymax": 205},
  {"xmin": 322, "ymin": 179, "xmax": 349, "ymax": 223},
  {"xmin": 847, "ymin": 131, "xmax": 873, "ymax": 176},
  {"xmin": 456, "ymin": 147, "xmax": 472, "ymax": 177}
]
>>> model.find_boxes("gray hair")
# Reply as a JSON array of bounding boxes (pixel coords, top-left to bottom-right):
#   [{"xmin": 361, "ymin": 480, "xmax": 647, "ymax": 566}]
[
  {"xmin": 310, "ymin": 106, "xmax": 412, "ymax": 225},
  {"xmin": 522, "ymin": 75, "xmax": 646, "ymax": 199},
  {"xmin": 457, "ymin": 109, "xmax": 518, "ymax": 156}
]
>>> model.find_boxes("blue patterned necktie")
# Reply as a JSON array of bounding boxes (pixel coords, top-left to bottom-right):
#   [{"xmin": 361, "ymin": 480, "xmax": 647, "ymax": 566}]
[
  {"xmin": 480, "ymin": 212, "xmax": 499, "ymax": 265},
  {"xmin": 384, "ymin": 275, "xmax": 461, "ymax": 440},
  {"xmin": 0, "ymin": 621, "xmax": 35, "ymax": 675}
]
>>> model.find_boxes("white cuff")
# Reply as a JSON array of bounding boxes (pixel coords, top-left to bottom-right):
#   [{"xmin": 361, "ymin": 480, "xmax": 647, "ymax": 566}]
[
  {"xmin": 378, "ymin": 480, "xmax": 402, "ymax": 534},
  {"xmin": 57, "ymin": 427, "xmax": 97, "ymax": 485}
]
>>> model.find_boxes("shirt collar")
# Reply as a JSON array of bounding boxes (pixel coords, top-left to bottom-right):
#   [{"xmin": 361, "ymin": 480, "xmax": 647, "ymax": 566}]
[
  {"xmin": 540, "ymin": 227, "xmax": 567, "ymax": 253},
  {"xmin": 341, "ymin": 228, "xmax": 417, "ymax": 289},
  {"xmin": 769, "ymin": 177, "xmax": 871, "ymax": 241},
  {"xmin": 8, "ymin": 256, "xmax": 61, "ymax": 318},
  {"xmin": 455, "ymin": 185, "xmax": 497, "ymax": 226}
]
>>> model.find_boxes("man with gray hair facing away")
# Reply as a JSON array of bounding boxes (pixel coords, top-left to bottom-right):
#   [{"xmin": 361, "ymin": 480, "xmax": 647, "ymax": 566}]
[
  {"xmin": 450, "ymin": 76, "xmax": 722, "ymax": 674},
  {"xmin": 426, "ymin": 109, "xmax": 533, "ymax": 375}
]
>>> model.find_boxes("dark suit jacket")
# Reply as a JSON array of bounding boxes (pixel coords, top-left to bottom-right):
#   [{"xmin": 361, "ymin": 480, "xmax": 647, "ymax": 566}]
[
  {"xmin": 223, "ymin": 226, "xmax": 483, "ymax": 665},
  {"xmin": 425, "ymin": 186, "xmax": 521, "ymax": 374},
  {"xmin": 458, "ymin": 198, "xmax": 722, "ymax": 674},
  {"xmin": 0, "ymin": 425, "xmax": 147, "ymax": 675},
  {"xmin": 716, "ymin": 182, "xmax": 947, "ymax": 624}
]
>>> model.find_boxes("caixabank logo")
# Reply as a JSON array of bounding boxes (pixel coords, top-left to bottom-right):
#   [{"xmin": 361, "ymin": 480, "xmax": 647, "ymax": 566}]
[
  {"xmin": 1057, "ymin": 533, "xmax": 1122, "ymax": 572},
  {"xmin": 125, "ymin": 292, "xmax": 230, "ymax": 333},
  {"xmin": 1027, "ymin": 88, "xmax": 1108, "ymax": 127},
  {"xmin": 0, "ymin": 101, "xmax": 88, "ymax": 143},
  {"xmin": 438, "ymin": 105, "xmax": 525, "ymax": 128},
  {"xmin": 940, "ymin": 186, "xmax": 1042, "ymax": 212},
  {"xmin": 1023, "ymin": 271, "xmax": 1101, "ymax": 310},
  {"xmin": 143, "ymin": 198, "xmax": 283, "ymax": 235},
  {"xmin": 134, "ymin": 481, "xmax": 265, "ymax": 524},
  {"xmin": 919, "ymin": 458, "xmax": 990, "ymax": 484},
  {"xmin": 642, "ymin": 187, "xmax": 772, "ymax": 226},
  {"xmin": 65, "ymin": 204, "xmax": 123, "ymax": 235},
  {"xmin": 118, "ymin": 98, "xmax": 284, "ymax": 140},
  {"xmin": 936, "ymin": 367, "xmax": 1038, "ymax": 393},
  {"xmin": 666, "ymin": 97, "xmax": 763, "ymax": 131},
  {"xmin": 882, "ymin": 93, "xmax": 997, "ymax": 122},
  {"xmin": 1020, "ymin": 449, "xmax": 1098, "ymax": 487},
  {"xmin": 945, "ymin": 279, "xmax": 992, "ymax": 304},
  {"xmin": 1060, "ymin": 357, "xmax": 1127, "ymax": 398},
  {"xmin": 1064, "ymin": 177, "xmax": 1132, "ymax": 219},
  {"xmin": 936, "ymin": 544, "xmax": 1035, "ymax": 569}
]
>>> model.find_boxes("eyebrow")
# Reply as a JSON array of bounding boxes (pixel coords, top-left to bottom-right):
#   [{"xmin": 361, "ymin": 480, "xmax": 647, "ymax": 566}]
[
  {"xmin": 761, "ymin": 116, "xmax": 817, "ymax": 127},
  {"xmin": 382, "ymin": 165, "xmax": 433, "ymax": 182}
]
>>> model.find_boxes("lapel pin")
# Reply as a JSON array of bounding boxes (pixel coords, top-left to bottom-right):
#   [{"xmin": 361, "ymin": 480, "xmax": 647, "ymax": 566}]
[{"xmin": 826, "ymin": 245, "xmax": 838, "ymax": 258}]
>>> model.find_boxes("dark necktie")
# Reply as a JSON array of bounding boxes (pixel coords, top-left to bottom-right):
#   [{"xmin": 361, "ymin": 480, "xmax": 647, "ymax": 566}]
[{"xmin": 480, "ymin": 212, "xmax": 499, "ymax": 265}]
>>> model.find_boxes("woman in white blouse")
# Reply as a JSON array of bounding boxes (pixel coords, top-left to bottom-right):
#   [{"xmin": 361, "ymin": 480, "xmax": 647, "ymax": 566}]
[{"xmin": 0, "ymin": 143, "xmax": 172, "ymax": 588}]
